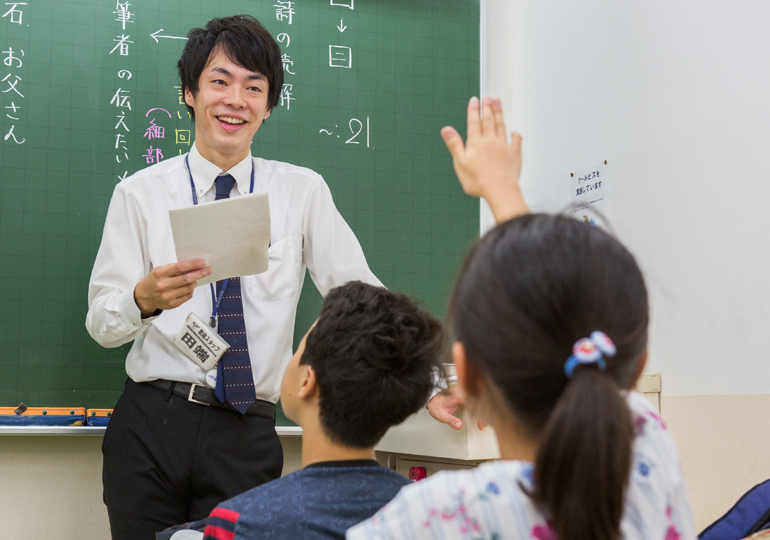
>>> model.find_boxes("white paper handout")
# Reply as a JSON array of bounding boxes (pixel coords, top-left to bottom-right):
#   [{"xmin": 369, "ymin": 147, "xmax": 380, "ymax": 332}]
[{"xmin": 169, "ymin": 192, "xmax": 271, "ymax": 286}]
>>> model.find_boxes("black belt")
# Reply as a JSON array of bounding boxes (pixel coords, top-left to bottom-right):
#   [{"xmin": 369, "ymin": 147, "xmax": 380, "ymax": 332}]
[{"xmin": 147, "ymin": 379, "xmax": 275, "ymax": 420}]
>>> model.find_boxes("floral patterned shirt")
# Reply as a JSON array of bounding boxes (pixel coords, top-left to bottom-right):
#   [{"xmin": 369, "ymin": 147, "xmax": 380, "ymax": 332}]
[{"xmin": 347, "ymin": 392, "xmax": 695, "ymax": 540}]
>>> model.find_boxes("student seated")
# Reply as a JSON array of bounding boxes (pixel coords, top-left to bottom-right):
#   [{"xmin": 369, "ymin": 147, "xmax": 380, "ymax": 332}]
[
  {"xmin": 347, "ymin": 97, "xmax": 697, "ymax": 540},
  {"xmin": 196, "ymin": 281, "xmax": 443, "ymax": 540}
]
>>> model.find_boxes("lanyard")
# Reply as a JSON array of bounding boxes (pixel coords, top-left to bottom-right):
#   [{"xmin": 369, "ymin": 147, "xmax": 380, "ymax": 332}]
[
  {"xmin": 185, "ymin": 154, "xmax": 255, "ymax": 328},
  {"xmin": 209, "ymin": 279, "xmax": 229, "ymax": 328}
]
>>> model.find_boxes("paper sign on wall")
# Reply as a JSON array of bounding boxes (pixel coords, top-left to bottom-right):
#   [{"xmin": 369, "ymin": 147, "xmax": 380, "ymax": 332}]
[{"xmin": 571, "ymin": 161, "xmax": 609, "ymax": 227}]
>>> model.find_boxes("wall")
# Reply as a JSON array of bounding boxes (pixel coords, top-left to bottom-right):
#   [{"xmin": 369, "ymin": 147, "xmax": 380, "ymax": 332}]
[
  {"xmin": 485, "ymin": 0, "xmax": 770, "ymax": 530},
  {"xmin": 0, "ymin": 435, "xmax": 302, "ymax": 540}
]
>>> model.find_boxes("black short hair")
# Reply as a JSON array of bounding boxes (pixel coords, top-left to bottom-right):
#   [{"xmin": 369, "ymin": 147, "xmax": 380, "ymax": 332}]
[
  {"xmin": 300, "ymin": 282, "xmax": 444, "ymax": 448},
  {"xmin": 177, "ymin": 15, "xmax": 284, "ymax": 119}
]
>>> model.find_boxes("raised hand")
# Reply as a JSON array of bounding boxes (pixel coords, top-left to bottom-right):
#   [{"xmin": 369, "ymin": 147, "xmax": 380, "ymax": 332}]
[{"xmin": 441, "ymin": 96, "xmax": 528, "ymax": 223}]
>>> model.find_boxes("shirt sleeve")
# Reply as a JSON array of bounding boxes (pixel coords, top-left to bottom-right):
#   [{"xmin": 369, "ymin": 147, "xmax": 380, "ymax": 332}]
[
  {"xmin": 346, "ymin": 503, "xmax": 397, "ymax": 540},
  {"xmin": 302, "ymin": 175, "xmax": 382, "ymax": 296},
  {"xmin": 427, "ymin": 369, "xmax": 459, "ymax": 402},
  {"xmin": 203, "ymin": 506, "xmax": 240, "ymax": 540},
  {"xmin": 347, "ymin": 481, "xmax": 422, "ymax": 540},
  {"xmin": 85, "ymin": 182, "xmax": 158, "ymax": 348}
]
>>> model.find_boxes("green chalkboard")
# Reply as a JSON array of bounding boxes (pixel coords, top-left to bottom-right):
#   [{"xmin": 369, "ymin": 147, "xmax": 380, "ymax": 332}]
[{"xmin": 0, "ymin": 0, "xmax": 480, "ymax": 415}]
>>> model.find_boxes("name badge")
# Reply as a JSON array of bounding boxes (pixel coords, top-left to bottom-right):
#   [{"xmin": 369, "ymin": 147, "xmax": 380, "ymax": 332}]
[{"xmin": 174, "ymin": 313, "xmax": 230, "ymax": 371}]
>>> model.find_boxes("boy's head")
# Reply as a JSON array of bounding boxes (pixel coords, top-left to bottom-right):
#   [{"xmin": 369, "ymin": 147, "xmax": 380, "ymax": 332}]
[
  {"xmin": 177, "ymin": 15, "xmax": 284, "ymax": 120},
  {"xmin": 280, "ymin": 282, "xmax": 444, "ymax": 448}
]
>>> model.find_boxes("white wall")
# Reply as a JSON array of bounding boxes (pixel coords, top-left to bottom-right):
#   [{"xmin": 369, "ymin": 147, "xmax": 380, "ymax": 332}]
[
  {"xmin": 484, "ymin": 0, "xmax": 770, "ymax": 528},
  {"xmin": 0, "ymin": 435, "xmax": 303, "ymax": 540},
  {"xmin": 486, "ymin": 0, "xmax": 770, "ymax": 397}
]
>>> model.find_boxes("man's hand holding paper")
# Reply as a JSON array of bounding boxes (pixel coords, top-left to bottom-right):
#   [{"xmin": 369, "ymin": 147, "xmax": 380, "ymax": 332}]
[{"xmin": 133, "ymin": 259, "xmax": 212, "ymax": 318}]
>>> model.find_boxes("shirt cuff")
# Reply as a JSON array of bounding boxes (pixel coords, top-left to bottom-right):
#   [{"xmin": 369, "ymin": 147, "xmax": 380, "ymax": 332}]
[
  {"xmin": 427, "ymin": 366, "xmax": 458, "ymax": 402},
  {"xmin": 120, "ymin": 287, "xmax": 160, "ymax": 329}
]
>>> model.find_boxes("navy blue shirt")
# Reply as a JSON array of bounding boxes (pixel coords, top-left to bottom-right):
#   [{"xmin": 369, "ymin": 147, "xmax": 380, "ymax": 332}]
[{"xmin": 203, "ymin": 460, "xmax": 409, "ymax": 540}]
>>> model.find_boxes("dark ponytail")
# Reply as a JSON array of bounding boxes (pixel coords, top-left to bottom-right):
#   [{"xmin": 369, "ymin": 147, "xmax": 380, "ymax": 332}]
[
  {"xmin": 532, "ymin": 368, "xmax": 634, "ymax": 540},
  {"xmin": 449, "ymin": 214, "xmax": 648, "ymax": 540}
]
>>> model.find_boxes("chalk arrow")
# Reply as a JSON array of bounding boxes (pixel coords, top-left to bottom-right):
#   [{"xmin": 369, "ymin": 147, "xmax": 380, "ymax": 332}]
[
  {"xmin": 150, "ymin": 29, "xmax": 188, "ymax": 43},
  {"xmin": 337, "ymin": 19, "xmax": 347, "ymax": 32}
]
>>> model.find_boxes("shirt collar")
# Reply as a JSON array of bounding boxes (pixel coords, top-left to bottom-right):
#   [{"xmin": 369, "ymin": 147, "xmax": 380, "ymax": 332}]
[
  {"xmin": 188, "ymin": 142, "xmax": 253, "ymax": 199},
  {"xmin": 304, "ymin": 459, "xmax": 381, "ymax": 470}
]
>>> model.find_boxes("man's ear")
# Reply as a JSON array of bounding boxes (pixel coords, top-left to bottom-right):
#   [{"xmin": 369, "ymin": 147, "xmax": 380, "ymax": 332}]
[
  {"xmin": 629, "ymin": 349, "xmax": 649, "ymax": 389},
  {"xmin": 297, "ymin": 364, "xmax": 318, "ymax": 400},
  {"xmin": 453, "ymin": 342, "xmax": 484, "ymax": 398},
  {"xmin": 184, "ymin": 87, "xmax": 195, "ymax": 108}
]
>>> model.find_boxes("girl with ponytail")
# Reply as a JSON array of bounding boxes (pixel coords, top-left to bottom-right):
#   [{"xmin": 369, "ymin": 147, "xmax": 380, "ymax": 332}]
[{"xmin": 348, "ymin": 97, "xmax": 695, "ymax": 540}]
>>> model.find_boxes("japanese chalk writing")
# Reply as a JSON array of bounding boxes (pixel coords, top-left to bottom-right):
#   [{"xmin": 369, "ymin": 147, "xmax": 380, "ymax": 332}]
[
  {"xmin": 280, "ymin": 83, "xmax": 294, "ymax": 110},
  {"xmin": 2, "ymin": 2, "xmax": 26, "ymax": 25},
  {"xmin": 2, "ymin": 3, "xmax": 26, "ymax": 145},
  {"xmin": 281, "ymin": 53, "xmax": 295, "ymax": 75},
  {"xmin": 330, "ymin": 0, "xmax": 353, "ymax": 9},
  {"xmin": 109, "ymin": 34, "xmax": 133, "ymax": 56},
  {"xmin": 144, "ymin": 108, "xmax": 171, "ymax": 147},
  {"xmin": 172, "ymin": 83, "xmax": 192, "ymax": 155},
  {"xmin": 274, "ymin": 3, "xmax": 297, "ymax": 111},
  {"xmin": 142, "ymin": 145, "xmax": 163, "ymax": 164},
  {"xmin": 109, "ymin": 1, "xmax": 136, "ymax": 176},
  {"xmin": 274, "ymin": 1, "xmax": 294, "ymax": 24},
  {"xmin": 329, "ymin": 45, "xmax": 352, "ymax": 68},
  {"xmin": 329, "ymin": 1, "xmax": 353, "ymax": 68},
  {"xmin": 113, "ymin": 1, "xmax": 133, "ymax": 30}
]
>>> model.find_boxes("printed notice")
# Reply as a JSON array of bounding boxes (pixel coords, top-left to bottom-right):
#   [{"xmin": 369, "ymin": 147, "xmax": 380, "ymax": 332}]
[
  {"xmin": 571, "ymin": 162, "xmax": 609, "ymax": 227},
  {"xmin": 169, "ymin": 192, "xmax": 271, "ymax": 286}
]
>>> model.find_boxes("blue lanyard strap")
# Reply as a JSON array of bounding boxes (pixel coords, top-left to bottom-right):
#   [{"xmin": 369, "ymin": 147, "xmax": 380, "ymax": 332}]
[
  {"xmin": 209, "ymin": 278, "xmax": 230, "ymax": 327},
  {"xmin": 184, "ymin": 154, "xmax": 254, "ymax": 327}
]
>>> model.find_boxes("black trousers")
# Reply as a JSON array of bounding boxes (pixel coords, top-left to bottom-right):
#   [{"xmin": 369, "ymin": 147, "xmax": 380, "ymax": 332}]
[{"xmin": 102, "ymin": 379, "xmax": 284, "ymax": 540}]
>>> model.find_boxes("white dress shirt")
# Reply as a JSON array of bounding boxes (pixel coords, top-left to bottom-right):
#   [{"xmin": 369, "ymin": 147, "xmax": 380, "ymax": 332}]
[{"xmin": 86, "ymin": 143, "xmax": 381, "ymax": 402}]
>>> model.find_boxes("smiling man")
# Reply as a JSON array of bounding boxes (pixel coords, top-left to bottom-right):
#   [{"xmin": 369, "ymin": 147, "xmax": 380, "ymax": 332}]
[{"xmin": 86, "ymin": 15, "xmax": 384, "ymax": 540}]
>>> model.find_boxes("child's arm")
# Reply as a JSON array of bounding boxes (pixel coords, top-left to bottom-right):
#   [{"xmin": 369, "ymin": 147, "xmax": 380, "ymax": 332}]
[{"xmin": 441, "ymin": 96, "xmax": 529, "ymax": 224}]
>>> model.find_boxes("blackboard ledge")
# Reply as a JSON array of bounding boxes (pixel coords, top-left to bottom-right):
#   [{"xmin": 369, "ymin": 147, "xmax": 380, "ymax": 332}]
[{"xmin": 0, "ymin": 426, "xmax": 303, "ymax": 436}]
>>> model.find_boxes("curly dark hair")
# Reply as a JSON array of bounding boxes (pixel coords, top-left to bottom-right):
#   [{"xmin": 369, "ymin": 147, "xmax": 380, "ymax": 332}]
[{"xmin": 301, "ymin": 281, "xmax": 445, "ymax": 448}]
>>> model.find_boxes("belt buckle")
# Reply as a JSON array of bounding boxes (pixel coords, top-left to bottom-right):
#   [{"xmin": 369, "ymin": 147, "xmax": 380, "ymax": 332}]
[{"xmin": 187, "ymin": 384, "xmax": 210, "ymax": 406}]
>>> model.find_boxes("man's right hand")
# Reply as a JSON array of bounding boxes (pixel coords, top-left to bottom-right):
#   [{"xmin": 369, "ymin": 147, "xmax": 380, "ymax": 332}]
[{"xmin": 134, "ymin": 260, "xmax": 211, "ymax": 318}]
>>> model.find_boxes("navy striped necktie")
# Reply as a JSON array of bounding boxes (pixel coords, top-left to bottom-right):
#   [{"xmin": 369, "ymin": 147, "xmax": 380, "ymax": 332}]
[{"xmin": 212, "ymin": 174, "xmax": 257, "ymax": 414}]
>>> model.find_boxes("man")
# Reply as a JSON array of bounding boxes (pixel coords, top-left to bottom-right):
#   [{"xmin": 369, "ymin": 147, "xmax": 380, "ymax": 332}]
[
  {"xmin": 160, "ymin": 282, "xmax": 443, "ymax": 540},
  {"xmin": 86, "ymin": 15, "xmax": 384, "ymax": 540}
]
